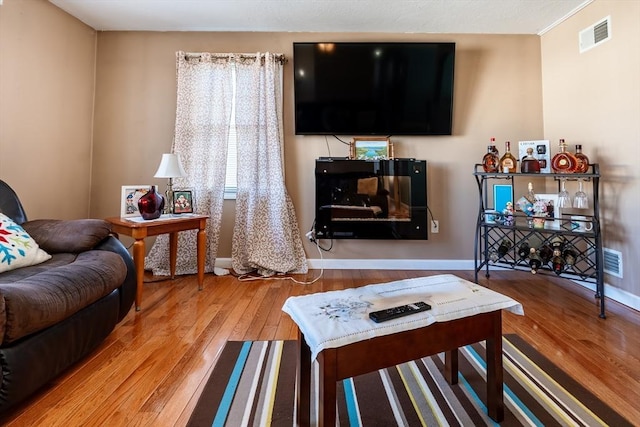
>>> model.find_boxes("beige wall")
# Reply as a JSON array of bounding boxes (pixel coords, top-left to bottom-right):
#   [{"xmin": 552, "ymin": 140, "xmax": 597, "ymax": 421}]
[
  {"xmin": 0, "ymin": 0, "xmax": 96, "ymax": 219},
  {"xmin": 541, "ymin": 0, "xmax": 640, "ymax": 297},
  {"xmin": 91, "ymin": 31, "xmax": 544, "ymax": 263}
]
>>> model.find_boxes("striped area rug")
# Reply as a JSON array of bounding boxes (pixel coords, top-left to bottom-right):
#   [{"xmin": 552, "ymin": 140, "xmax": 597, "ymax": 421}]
[{"xmin": 187, "ymin": 335, "xmax": 631, "ymax": 426}]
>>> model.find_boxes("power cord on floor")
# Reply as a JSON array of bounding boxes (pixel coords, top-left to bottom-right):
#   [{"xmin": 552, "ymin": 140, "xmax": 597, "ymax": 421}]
[{"xmin": 237, "ymin": 239, "xmax": 324, "ymax": 285}]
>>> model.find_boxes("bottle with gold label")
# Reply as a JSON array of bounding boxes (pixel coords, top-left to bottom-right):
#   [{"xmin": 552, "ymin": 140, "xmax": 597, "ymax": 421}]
[
  {"xmin": 551, "ymin": 139, "xmax": 577, "ymax": 173},
  {"xmin": 573, "ymin": 144, "xmax": 590, "ymax": 173},
  {"xmin": 482, "ymin": 144, "xmax": 500, "ymax": 172},
  {"xmin": 499, "ymin": 141, "xmax": 517, "ymax": 173}
]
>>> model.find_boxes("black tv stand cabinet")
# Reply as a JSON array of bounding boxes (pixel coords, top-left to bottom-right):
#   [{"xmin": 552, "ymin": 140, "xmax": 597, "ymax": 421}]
[{"xmin": 315, "ymin": 158, "xmax": 428, "ymax": 240}]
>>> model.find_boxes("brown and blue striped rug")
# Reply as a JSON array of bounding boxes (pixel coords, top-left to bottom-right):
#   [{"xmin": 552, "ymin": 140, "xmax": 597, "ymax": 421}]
[{"xmin": 187, "ymin": 335, "xmax": 631, "ymax": 426}]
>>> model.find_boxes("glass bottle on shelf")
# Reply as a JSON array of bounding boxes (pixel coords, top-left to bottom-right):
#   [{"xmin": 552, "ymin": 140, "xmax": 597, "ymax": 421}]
[
  {"xmin": 574, "ymin": 144, "xmax": 590, "ymax": 173},
  {"xmin": 520, "ymin": 147, "xmax": 541, "ymax": 173},
  {"xmin": 539, "ymin": 244, "xmax": 553, "ymax": 265},
  {"xmin": 482, "ymin": 144, "xmax": 500, "ymax": 172},
  {"xmin": 551, "ymin": 139, "xmax": 577, "ymax": 173},
  {"xmin": 489, "ymin": 238, "xmax": 512, "ymax": 262},
  {"xmin": 499, "ymin": 141, "xmax": 517, "ymax": 173},
  {"xmin": 563, "ymin": 245, "xmax": 578, "ymax": 269},
  {"xmin": 489, "ymin": 137, "xmax": 499, "ymax": 156},
  {"xmin": 552, "ymin": 253, "xmax": 565, "ymax": 275}
]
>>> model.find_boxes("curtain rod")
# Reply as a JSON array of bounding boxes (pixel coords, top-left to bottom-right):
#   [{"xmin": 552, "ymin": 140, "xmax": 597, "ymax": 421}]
[{"xmin": 181, "ymin": 52, "xmax": 287, "ymax": 64}]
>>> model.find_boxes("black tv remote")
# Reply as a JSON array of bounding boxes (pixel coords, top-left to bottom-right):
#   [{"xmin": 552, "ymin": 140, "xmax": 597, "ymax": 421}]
[{"xmin": 369, "ymin": 302, "xmax": 432, "ymax": 323}]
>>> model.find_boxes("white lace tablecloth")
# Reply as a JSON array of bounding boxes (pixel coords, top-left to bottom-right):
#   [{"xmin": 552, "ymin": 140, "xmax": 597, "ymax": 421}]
[{"xmin": 282, "ymin": 274, "xmax": 524, "ymax": 360}]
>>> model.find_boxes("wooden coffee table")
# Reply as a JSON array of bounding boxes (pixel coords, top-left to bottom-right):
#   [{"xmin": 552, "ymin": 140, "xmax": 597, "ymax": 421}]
[
  {"xmin": 282, "ymin": 274, "xmax": 523, "ymax": 426},
  {"xmin": 297, "ymin": 310, "xmax": 503, "ymax": 426},
  {"xmin": 106, "ymin": 214, "xmax": 208, "ymax": 310}
]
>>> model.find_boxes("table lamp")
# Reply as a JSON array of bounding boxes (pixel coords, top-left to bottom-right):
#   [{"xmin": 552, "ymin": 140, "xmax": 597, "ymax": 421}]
[{"xmin": 154, "ymin": 153, "xmax": 187, "ymax": 214}]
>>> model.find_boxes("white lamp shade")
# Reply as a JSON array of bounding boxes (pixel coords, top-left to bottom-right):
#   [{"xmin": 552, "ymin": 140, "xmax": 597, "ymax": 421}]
[{"xmin": 154, "ymin": 153, "xmax": 187, "ymax": 178}]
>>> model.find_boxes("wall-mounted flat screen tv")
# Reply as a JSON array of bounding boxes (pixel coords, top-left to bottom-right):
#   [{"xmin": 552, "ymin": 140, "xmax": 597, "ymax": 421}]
[{"xmin": 293, "ymin": 42, "xmax": 455, "ymax": 136}]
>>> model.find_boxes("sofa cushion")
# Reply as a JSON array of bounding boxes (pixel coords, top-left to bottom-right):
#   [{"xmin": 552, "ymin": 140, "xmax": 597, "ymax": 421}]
[
  {"xmin": 0, "ymin": 214, "xmax": 51, "ymax": 273},
  {"xmin": 21, "ymin": 219, "xmax": 112, "ymax": 254},
  {"xmin": 0, "ymin": 250, "xmax": 127, "ymax": 344}
]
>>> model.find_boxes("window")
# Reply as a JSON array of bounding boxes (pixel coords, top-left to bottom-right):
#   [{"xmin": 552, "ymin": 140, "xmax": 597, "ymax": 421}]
[{"xmin": 224, "ymin": 69, "xmax": 238, "ymax": 199}]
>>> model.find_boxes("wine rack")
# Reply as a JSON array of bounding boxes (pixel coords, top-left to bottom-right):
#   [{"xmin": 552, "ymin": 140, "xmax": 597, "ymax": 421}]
[{"xmin": 473, "ymin": 164, "xmax": 605, "ymax": 318}]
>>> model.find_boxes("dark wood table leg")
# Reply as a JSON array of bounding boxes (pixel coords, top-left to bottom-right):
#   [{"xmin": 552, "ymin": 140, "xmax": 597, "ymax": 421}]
[
  {"xmin": 486, "ymin": 310, "xmax": 504, "ymax": 422},
  {"xmin": 444, "ymin": 348, "xmax": 459, "ymax": 384},
  {"xmin": 132, "ymin": 238, "xmax": 145, "ymax": 311},
  {"xmin": 297, "ymin": 331, "xmax": 311, "ymax": 427},
  {"xmin": 318, "ymin": 349, "xmax": 337, "ymax": 427}
]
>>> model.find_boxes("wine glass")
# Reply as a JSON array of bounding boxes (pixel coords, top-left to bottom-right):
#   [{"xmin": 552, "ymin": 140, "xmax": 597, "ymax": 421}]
[
  {"xmin": 573, "ymin": 180, "xmax": 589, "ymax": 209},
  {"xmin": 557, "ymin": 179, "xmax": 572, "ymax": 208}
]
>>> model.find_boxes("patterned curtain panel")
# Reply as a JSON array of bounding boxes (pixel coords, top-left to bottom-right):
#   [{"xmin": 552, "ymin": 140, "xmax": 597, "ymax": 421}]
[
  {"xmin": 145, "ymin": 52, "xmax": 233, "ymax": 276},
  {"xmin": 232, "ymin": 54, "xmax": 308, "ymax": 276}
]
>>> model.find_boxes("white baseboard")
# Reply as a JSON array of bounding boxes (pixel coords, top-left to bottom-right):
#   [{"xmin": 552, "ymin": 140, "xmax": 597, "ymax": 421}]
[{"xmin": 214, "ymin": 257, "xmax": 638, "ymax": 311}]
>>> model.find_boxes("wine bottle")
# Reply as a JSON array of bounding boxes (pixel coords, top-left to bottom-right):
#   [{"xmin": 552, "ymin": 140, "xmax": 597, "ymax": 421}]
[
  {"xmin": 499, "ymin": 141, "xmax": 517, "ymax": 173},
  {"xmin": 539, "ymin": 244, "xmax": 553, "ymax": 265},
  {"xmin": 529, "ymin": 248, "xmax": 542, "ymax": 274},
  {"xmin": 517, "ymin": 241, "xmax": 530, "ymax": 260},
  {"xmin": 497, "ymin": 239, "xmax": 513, "ymax": 258},
  {"xmin": 563, "ymin": 246, "xmax": 578, "ymax": 267},
  {"xmin": 574, "ymin": 144, "xmax": 590, "ymax": 173},
  {"xmin": 552, "ymin": 254, "xmax": 565, "ymax": 275}
]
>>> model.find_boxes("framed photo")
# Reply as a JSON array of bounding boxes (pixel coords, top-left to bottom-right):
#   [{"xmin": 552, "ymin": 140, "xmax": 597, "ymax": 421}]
[
  {"xmin": 121, "ymin": 185, "xmax": 150, "ymax": 218},
  {"xmin": 493, "ymin": 184, "xmax": 513, "ymax": 212},
  {"xmin": 351, "ymin": 137, "xmax": 390, "ymax": 160},
  {"xmin": 536, "ymin": 193, "xmax": 561, "ymax": 229},
  {"xmin": 173, "ymin": 189, "xmax": 194, "ymax": 214},
  {"xmin": 519, "ymin": 140, "xmax": 550, "ymax": 173}
]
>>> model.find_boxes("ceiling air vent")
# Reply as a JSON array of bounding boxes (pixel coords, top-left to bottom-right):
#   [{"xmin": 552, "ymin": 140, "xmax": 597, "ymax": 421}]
[
  {"xmin": 603, "ymin": 247, "xmax": 623, "ymax": 278},
  {"xmin": 579, "ymin": 16, "xmax": 611, "ymax": 53}
]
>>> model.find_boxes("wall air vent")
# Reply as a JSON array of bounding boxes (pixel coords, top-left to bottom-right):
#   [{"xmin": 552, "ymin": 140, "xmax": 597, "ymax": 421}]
[
  {"xmin": 579, "ymin": 16, "xmax": 611, "ymax": 53},
  {"xmin": 603, "ymin": 247, "xmax": 623, "ymax": 278}
]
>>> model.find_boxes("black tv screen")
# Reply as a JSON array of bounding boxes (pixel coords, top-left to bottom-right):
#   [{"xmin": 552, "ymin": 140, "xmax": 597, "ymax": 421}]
[{"xmin": 293, "ymin": 42, "xmax": 455, "ymax": 136}]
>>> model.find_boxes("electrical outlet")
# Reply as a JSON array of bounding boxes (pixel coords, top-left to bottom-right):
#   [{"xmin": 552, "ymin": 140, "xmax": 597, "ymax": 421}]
[
  {"xmin": 305, "ymin": 230, "xmax": 316, "ymax": 242},
  {"xmin": 431, "ymin": 220, "xmax": 439, "ymax": 233}
]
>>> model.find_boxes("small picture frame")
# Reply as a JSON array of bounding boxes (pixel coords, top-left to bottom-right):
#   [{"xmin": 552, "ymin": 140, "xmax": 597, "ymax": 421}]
[
  {"xmin": 536, "ymin": 193, "xmax": 561, "ymax": 229},
  {"xmin": 121, "ymin": 185, "xmax": 150, "ymax": 218},
  {"xmin": 172, "ymin": 189, "xmax": 194, "ymax": 214},
  {"xmin": 350, "ymin": 137, "xmax": 391, "ymax": 160}
]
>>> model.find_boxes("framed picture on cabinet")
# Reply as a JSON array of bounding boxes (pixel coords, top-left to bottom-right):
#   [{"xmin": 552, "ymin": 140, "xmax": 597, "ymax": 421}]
[
  {"xmin": 120, "ymin": 185, "xmax": 151, "ymax": 218},
  {"xmin": 350, "ymin": 137, "xmax": 391, "ymax": 160},
  {"xmin": 172, "ymin": 189, "xmax": 194, "ymax": 214},
  {"xmin": 536, "ymin": 193, "xmax": 561, "ymax": 229}
]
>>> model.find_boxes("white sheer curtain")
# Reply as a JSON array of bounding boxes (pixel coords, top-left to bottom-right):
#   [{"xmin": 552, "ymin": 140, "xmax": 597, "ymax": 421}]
[
  {"xmin": 145, "ymin": 52, "xmax": 232, "ymax": 275},
  {"xmin": 232, "ymin": 54, "xmax": 308, "ymax": 276},
  {"xmin": 146, "ymin": 52, "xmax": 307, "ymax": 277}
]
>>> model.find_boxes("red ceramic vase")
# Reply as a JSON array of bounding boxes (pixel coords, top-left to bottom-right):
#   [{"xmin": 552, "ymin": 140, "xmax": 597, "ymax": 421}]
[{"xmin": 138, "ymin": 185, "xmax": 165, "ymax": 220}]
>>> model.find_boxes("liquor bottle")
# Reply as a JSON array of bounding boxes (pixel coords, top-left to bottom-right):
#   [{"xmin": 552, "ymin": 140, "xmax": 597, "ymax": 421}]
[
  {"xmin": 552, "ymin": 253, "xmax": 565, "ymax": 275},
  {"xmin": 551, "ymin": 139, "xmax": 577, "ymax": 173},
  {"xmin": 574, "ymin": 144, "xmax": 590, "ymax": 173},
  {"xmin": 517, "ymin": 241, "xmax": 530, "ymax": 260},
  {"xmin": 526, "ymin": 182, "xmax": 536, "ymax": 203},
  {"xmin": 520, "ymin": 147, "xmax": 541, "ymax": 173},
  {"xmin": 490, "ymin": 137, "xmax": 499, "ymax": 156},
  {"xmin": 482, "ymin": 144, "xmax": 500, "ymax": 172},
  {"xmin": 550, "ymin": 236, "xmax": 565, "ymax": 253},
  {"xmin": 499, "ymin": 141, "xmax": 517, "ymax": 173},
  {"xmin": 529, "ymin": 248, "xmax": 542, "ymax": 274}
]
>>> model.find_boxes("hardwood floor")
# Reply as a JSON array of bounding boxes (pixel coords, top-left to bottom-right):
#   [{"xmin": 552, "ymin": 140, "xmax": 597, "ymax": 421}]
[{"xmin": 2, "ymin": 269, "xmax": 639, "ymax": 426}]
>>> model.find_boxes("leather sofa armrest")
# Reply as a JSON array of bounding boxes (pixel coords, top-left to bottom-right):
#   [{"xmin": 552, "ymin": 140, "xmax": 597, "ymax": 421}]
[
  {"xmin": 95, "ymin": 236, "xmax": 136, "ymax": 320},
  {"xmin": 22, "ymin": 219, "xmax": 111, "ymax": 254}
]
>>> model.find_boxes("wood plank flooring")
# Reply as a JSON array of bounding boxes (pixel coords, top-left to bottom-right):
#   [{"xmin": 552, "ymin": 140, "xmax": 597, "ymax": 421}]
[{"xmin": 1, "ymin": 269, "xmax": 638, "ymax": 426}]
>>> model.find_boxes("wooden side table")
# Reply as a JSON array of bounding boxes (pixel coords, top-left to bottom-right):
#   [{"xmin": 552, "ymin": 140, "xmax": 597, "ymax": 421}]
[{"xmin": 105, "ymin": 215, "xmax": 208, "ymax": 310}]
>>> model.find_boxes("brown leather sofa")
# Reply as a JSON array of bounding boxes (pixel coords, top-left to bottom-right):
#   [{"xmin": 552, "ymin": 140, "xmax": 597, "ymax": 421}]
[{"xmin": 0, "ymin": 180, "xmax": 136, "ymax": 415}]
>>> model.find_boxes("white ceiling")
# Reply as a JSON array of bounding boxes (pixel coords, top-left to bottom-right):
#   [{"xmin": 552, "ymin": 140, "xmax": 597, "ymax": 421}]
[{"xmin": 48, "ymin": 0, "xmax": 592, "ymax": 35}]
